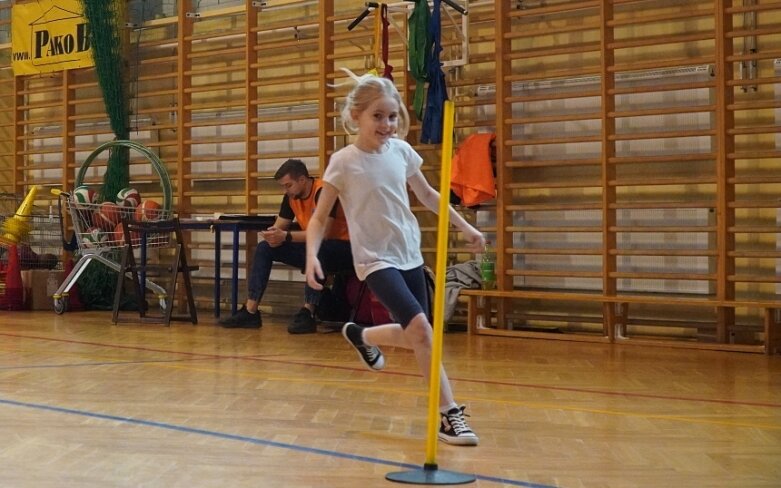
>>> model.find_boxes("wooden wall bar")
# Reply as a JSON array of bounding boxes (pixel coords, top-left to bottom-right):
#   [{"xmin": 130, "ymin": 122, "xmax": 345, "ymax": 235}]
[
  {"xmin": 1, "ymin": 0, "xmax": 779, "ymax": 352},
  {"xmin": 484, "ymin": 0, "xmax": 781, "ymax": 353},
  {"xmin": 0, "ymin": 5, "xmax": 11, "ymax": 193}
]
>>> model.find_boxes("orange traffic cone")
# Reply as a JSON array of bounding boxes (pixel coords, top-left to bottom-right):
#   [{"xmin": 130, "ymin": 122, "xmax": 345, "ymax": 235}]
[
  {"xmin": 0, "ymin": 258, "xmax": 6, "ymax": 308},
  {"xmin": 63, "ymin": 257, "xmax": 84, "ymax": 311},
  {"xmin": 4, "ymin": 244, "xmax": 25, "ymax": 310}
]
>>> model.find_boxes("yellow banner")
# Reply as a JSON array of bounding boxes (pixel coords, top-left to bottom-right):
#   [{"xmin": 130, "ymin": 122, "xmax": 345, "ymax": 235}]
[{"xmin": 12, "ymin": 0, "xmax": 93, "ymax": 76}]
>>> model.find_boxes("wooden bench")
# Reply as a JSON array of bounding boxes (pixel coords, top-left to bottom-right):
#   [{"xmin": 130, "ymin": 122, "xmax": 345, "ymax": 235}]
[{"xmin": 460, "ymin": 289, "xmax": 781, "ymax": 355}]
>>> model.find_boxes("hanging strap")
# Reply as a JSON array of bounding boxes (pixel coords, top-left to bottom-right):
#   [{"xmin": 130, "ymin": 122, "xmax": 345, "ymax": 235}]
[
  {"xmin": 380, "ymin": 4, "xmax": 394, "ymax": 80},
  {"xmin": 373, "ymin": 5, "xmax": 382, "ymax": 71},
  {"xmin": 408, "ymin": 0, "xmax": 431, "ymax": 119},
  {"xmin": 420, "ymin": 0, "xmax": 448, "ymax": 144}
]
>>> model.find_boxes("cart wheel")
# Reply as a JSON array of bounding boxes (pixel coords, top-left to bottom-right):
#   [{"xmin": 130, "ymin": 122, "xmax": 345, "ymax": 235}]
[{"xmin": 53, "ymin": 297, "xmax": 68, "ymax": 315}]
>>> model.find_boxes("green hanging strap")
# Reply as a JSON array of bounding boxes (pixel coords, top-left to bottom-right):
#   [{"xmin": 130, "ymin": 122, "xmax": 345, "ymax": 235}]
[{"xmin": 408, "ymin": 0, "xmax": 432, "ymax": 119}]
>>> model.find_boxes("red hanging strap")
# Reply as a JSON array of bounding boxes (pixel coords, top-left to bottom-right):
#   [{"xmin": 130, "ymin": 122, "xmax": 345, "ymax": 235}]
[{"xmin": 381, "ymin": 4, "xmax": 394, "ymax": 80}]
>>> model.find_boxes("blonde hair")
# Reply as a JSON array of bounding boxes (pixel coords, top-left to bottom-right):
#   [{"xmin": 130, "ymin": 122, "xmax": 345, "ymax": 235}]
[{"xmin": 338, "ymin": 68, "xmax": 411, "ymax": 139}]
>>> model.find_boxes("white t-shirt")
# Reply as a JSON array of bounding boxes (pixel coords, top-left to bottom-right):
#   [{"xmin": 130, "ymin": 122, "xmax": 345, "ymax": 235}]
[{"xmin": 324, "ymin": 138, "xmax": 425, "ymax": 280}]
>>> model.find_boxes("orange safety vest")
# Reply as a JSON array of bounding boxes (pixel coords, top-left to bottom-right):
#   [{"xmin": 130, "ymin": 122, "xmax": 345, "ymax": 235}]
[{"xmin": 288, "ymin": 178, "xmax": 350, "ymax": 241}]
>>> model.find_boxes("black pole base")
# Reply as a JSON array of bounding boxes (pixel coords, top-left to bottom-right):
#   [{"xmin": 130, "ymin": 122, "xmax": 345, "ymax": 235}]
[{"xmin": 386, "ymin": 464, "xmax": 476, "ymax": 485}]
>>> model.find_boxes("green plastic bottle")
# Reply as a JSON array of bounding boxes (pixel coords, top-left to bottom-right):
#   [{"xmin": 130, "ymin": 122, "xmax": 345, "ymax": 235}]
[{"xmin": 480, "ymin": 244, "xmax": 496, "ymax": 290}]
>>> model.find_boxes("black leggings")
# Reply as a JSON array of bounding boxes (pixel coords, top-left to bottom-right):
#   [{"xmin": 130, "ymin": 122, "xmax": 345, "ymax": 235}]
[{"xmin": 364, "ymin": 266, "xmax": 429, "ymax": 329}]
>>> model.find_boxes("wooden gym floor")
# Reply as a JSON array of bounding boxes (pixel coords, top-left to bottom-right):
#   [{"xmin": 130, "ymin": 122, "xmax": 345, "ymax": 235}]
[{"xmin": 0, "ymin": 310, "xmax": 779, "ymax": 488}]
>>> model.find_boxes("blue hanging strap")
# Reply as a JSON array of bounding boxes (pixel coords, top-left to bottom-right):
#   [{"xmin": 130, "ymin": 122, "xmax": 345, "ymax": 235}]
[{"xmin": 420, "ymin": 0, "xmax": 448, "ymax": 145}]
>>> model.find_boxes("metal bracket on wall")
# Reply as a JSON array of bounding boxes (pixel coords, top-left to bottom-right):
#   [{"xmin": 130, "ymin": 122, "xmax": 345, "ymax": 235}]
[
  {"xmin": 740, "ymin": 0, "xmax": 758, "ymax": 92},
  {"xmin": 386, "ymin": 0, "xmax": 470, "ymax": 68}
]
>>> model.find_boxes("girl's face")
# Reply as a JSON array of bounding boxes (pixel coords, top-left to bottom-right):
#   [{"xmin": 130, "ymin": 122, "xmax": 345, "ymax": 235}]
[{"xmin": 352, "ymin": 95, "xmax": 399, "ymax": 152}]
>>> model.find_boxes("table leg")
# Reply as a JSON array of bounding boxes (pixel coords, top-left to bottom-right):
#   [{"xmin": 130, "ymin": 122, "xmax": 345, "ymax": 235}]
[
  {"xmin": 214, "ymin": 229, "xmax": 221, "ymax": 318},
  {"xmin": 140, "ymin": 233, "xmax": 148, "ymax": 300},
  {"xmin": 232, "ymin": 225, "xmax": 239, "ymax": 315}
]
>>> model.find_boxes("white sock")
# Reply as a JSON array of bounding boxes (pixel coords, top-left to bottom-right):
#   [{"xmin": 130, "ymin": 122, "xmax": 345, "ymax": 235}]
[
  {"xmin": 359, "ymin": 328, "xmax": 373, "ymax": 346},
  {"xmin": 440, "ymin": 402, "xmax": 458, "ymax": 415}
]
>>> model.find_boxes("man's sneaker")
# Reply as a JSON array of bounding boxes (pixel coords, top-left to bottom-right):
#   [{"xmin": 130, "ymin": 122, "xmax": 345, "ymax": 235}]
[
  {"xmin": 439, "ymin": 405, "xmax": 479, "ymax": 446},
  {"xmin": 341, "ymin": 322, "xmax": 385, "ymax": 371},
  {"xmin": 288, "ymin": 307, "xmax": 317, "ymax": 334},
  {"xmin": 218, "ymin": 305, "xmax": 262, "ymax": 329}
]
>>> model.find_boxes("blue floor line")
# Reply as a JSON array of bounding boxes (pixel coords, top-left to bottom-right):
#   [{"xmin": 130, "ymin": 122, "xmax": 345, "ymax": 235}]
[{"xmin": 0, "ymin": 397, "xmax": 559, "ymax": 488}]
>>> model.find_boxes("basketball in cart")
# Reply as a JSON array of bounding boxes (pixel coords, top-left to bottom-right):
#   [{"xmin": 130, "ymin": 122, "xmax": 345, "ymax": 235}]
[{"xmin": 53, "ymin": 140, "xmax": 174, "ymax": 314}]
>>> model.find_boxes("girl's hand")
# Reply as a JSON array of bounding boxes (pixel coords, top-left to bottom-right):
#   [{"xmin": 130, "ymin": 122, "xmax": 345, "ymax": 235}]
[
  {"xmin": 463, "ymin": 226, "xmax": 486, "ymax": 253},
  {"xmin": 306, "ymin": 256, "xmax": 325, "ymax": 290}
]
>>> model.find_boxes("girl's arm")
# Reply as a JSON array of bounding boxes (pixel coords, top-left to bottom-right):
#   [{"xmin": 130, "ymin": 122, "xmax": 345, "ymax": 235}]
[
  {"xmin": 407, "ymin": 170, "xmax": 485, "ymax": 252},
  {"xmin": 305, "ymin": 182, "xmax": 340, "ymax": 289},
  {"xmin": 314, "ymin": 187, "xmax": 338, "ymax": 239}
]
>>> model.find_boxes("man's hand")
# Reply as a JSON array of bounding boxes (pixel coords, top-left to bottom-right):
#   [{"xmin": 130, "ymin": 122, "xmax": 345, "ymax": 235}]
[{"xmin": 261, "ymin": 226, "xmax": 287, "ymax": 248}]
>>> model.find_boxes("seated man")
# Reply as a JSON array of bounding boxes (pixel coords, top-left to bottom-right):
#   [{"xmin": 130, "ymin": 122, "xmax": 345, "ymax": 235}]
[{"xmin": 218, "ymin": 159, "xmax": 352, "ymax": 333}]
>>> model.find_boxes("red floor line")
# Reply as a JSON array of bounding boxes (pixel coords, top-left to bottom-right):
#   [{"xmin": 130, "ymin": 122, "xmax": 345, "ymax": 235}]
[
  {"xmin": 0, "ymin": 332, "xmax": 254, "ymax": 360},
  {"xmin": 468, "ymin": 377, "xmax": 781, "ymax": 408},
  {"xmin": 1, "ymin": 331, "xmax": 779, "ymax": 409}
]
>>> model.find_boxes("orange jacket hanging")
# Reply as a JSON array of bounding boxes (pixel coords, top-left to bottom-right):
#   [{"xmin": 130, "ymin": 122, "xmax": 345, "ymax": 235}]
[{"xmin": 451, "ymin": 133, "xmax": 496, "ymax": 207}]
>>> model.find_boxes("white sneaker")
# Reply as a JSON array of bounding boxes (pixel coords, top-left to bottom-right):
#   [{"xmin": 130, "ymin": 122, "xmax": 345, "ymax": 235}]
[{"xmin": 439, "ymin": 405, "xmax": 479, "ymax": 446}]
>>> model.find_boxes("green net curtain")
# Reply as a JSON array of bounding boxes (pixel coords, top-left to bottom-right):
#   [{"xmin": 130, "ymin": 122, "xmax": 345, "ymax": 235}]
[{"xmin": 82, "ymin": 0, "xmax": 130, "ymax": 201}]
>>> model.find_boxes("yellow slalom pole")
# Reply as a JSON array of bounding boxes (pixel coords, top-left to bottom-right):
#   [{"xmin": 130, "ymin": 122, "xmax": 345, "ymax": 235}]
[
  {"xmin": 424, "ymin": 99, "xmax": 455, "ymax": 467},
  {"xmin": 386, "ymin": 102, "xmax": 474, "ymax": 484}
]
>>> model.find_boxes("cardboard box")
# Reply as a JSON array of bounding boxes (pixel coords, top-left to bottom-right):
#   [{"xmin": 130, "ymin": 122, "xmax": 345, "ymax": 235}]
[{"xmin": 21, "ymin": 269, "xmax": 64, "ymax": 311}]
